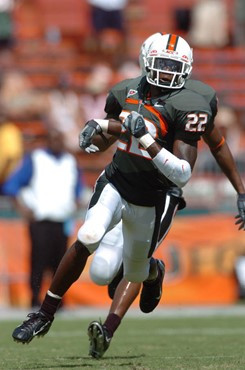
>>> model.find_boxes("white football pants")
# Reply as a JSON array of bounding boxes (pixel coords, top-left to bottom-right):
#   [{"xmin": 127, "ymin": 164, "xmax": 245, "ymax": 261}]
[{"xmin": 77, "ymin": 177, "xmax": 180, "ymax": 283}]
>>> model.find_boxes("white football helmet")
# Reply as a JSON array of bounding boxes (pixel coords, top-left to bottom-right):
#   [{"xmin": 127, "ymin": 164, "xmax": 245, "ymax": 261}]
[{"xmin": 141, "ymin": 33, "xmax": 193, "ymax": 89}]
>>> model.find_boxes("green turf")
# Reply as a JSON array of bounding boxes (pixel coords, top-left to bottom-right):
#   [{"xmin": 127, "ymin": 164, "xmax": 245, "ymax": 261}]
[{"xmin": 1, "ymin": 315, "xmax": 245, "ymax": 369}]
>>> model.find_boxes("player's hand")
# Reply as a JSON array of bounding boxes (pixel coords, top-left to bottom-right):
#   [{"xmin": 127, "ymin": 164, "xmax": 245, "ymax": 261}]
[
  {"xmin": 235, "ymin": 193, "xmax": 245, "ymax": 230},
  {"xmin": 79, "ymin": 120, "xmax": 102, "ymax": 150},
  {"xmin": 124, "ymin": 111, "xmax": 147, "ymax": 138}
]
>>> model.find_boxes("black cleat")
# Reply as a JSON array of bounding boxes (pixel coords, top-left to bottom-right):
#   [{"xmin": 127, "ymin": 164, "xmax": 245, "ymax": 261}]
[
  {"xmin": 108, "ymin": 264, "xmax": 124, "ymax": 299},
  {"xmin": 12, "ymin": 311, "xmax": 53, "ymax": 344},
  {"xmin": 140, "ymin": 259, "xmax": 165, "ymax": 313},
  {"xmin": 88, "ymin": 321, "xmax": 111, "ymax": 359}
]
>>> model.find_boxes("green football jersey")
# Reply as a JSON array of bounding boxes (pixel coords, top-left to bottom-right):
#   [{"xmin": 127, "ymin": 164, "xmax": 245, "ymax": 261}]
[{"xmin": 104, "ymin": 76, "xmax": 217, "ymax": 206}]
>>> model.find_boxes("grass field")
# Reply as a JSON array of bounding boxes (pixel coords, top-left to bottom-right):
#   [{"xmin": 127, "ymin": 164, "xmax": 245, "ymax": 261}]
[{"xmin": 1, "ymin": 310, "xmax": 245, "ymax": 369}]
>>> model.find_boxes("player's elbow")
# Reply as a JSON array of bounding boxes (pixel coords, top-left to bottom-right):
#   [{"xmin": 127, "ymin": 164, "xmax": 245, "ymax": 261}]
[
  {"xmin": 152, "ymin": 149, "xmax": 192, "ymax": 188},
  {"xmin": 172, "ymin": 160, "xmax": 192, "ymax": 188}
]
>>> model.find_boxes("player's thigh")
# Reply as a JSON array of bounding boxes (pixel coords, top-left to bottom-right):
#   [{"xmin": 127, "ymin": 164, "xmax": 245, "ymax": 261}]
[
  {"xmin": 90, "ymin": 221, "xmax": 123, "ymax": 285},
  {"xmin": 77, "ymin": 183, "xmax": 122, "ymax": 252},
  {"xmin": 122, "ymin": 203, "xmax": 156, "ymax": 283}
]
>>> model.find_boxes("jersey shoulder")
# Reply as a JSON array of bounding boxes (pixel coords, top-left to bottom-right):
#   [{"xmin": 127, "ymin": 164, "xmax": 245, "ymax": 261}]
[
  {"xmin": 110, "ymin": 75, "xmax": 143, "ymax": 107},
  {"xmin": 184, "ymin": 79, "xmax": 216, "ymax": 101},
  {"xmin": 168, "ymin": 86, "xmax": 213, "ymax": 113},
  {"xmin": 111, "ymin": 75, "xmax": 142, "ymax": 94}
]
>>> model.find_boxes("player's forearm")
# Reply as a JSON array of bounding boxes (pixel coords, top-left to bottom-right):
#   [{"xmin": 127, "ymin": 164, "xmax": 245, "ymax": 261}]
[
  {"xmin": 139, "ymin": 134, "xmax": 192, "ymax": 188},
  {"xmin": 93, "ymin": 118, "xmax": 122, "ymax": 137},
  {"xmin": 89, "ymin": 119, "xmax": 122, "ymax": 151},
  {"xmin": 211, "ymin": 142, "xmax": 245, "ymax": 194},
  {"xmin": 79, "ymin": 118, "xmax": 122, "ymax": 152},
  {"xmin": 91, "ymin": 133, "xmax": 118, "ymax": 152}
]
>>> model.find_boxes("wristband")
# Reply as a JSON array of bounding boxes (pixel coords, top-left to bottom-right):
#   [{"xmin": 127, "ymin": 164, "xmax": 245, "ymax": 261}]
[
  {"xmin": 94, "ymin": 119, "xmax": 109, "ymax": 133},
  {"xmin": 139, "ymin": 133, "xmax": 155, "ymax": 149}
]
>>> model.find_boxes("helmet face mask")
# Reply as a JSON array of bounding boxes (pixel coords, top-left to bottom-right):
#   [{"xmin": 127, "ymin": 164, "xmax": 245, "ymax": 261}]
[
  {"xmin": 147, "ymin": 57, "xmax": 184, "ymax": 88},
  {"xmin": 140, "ymin": 33, "xmax": 193, "ymax": 89}
]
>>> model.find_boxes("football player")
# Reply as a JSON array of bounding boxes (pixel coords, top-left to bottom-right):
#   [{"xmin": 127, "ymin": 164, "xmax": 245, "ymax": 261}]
[
  {"xmin": 85, "ymin": 32, "xmax": 245, "ymax": 359},
  {"xmin": 12, "ymin": 33, "xmax": 245, "ymax": 361}
]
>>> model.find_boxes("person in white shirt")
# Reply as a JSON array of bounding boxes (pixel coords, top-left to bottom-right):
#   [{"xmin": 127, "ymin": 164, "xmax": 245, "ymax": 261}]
[{"xmin": 3, "ymin": 128, "xmax": 83, "ymax": 307}]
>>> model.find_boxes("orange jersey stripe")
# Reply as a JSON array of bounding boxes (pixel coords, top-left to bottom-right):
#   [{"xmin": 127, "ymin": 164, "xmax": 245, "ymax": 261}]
[
  {"xmin": 144, "ymin": 104, "xmax": 168, "ymax": 136},
  {"xmin": 125, "ymin": 98, "xmax": 139, "ymax": 105},
  {"xmin": 125, "ymin": 98, "xmax": 168, "ymax": 136}
]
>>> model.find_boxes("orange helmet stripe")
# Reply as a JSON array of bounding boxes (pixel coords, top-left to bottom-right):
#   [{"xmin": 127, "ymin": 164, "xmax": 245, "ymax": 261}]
[{"xmin": 166, "ymin": 34, "xmax": 179, "ymax": 51}]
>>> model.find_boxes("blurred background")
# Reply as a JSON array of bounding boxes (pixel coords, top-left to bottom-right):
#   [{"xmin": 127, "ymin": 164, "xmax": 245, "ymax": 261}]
[{"xmin": 0, "ymin": 0, "xmax": 244, "ymax": 310}]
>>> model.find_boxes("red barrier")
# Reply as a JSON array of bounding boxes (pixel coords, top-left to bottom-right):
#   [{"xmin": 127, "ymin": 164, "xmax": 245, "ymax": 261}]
[{"xmin": 0, "ymin": 214, "xmax": 243, "ymax": 307}]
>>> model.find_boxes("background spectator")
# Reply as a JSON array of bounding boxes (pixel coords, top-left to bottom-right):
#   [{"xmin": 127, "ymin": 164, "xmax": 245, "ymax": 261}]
[
  {"xmin": 0, "ymin": 70, "xmax": 46, "ymax": 120},
  {"xmin": 0, "ymin": 0, "xmax": 15, "ymax": 51},
  {"xmin": 80, "ymin": 63, "xmax": 114, "ymax": 121},
  {"xmin": 2, "ymin": 128, "xmax": 84, "ymax": 307},
  {"xmin": 0, "ymin": 108, "xmax": 23, "ymax": 192},
  {"xmin": 233, "ymin": 0, "xmax": 245, "ymax": 46},
  {"xmin": 45, "ymin": 73, "xmax": 83, "ymax": 154},
  {"xmin": 86, "ymin": 0, "xmax": 128, "ymax": 66},
  {"xmin": 188, "ymin": 0, "xmax": 230, "ymax": 48}
]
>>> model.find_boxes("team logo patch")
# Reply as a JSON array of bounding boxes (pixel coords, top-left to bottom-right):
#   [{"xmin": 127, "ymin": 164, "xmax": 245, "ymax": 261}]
[{"xmin": 127, "ymin": 89, "xmax": 137, "ymax": 97}]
